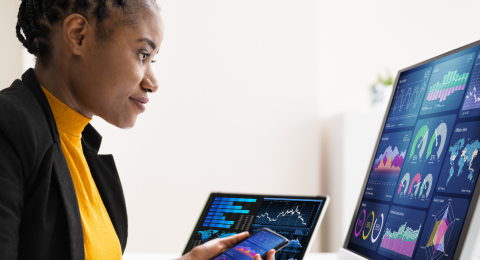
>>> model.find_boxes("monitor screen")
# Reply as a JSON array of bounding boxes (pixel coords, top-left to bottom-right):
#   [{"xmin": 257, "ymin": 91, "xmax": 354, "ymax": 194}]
[
  {"xmin": 345, "ymin": 42, "xmax": 480, "ymax": 260},
  {"xmin": 184, "ymin": 193, "xmax": 327, "ymax": 260}
]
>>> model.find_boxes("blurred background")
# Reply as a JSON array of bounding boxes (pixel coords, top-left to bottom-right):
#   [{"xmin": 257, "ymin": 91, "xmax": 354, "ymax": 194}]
[{"xmin": 2, "ymin": 0, "xmax": 480, "ymax": 254}]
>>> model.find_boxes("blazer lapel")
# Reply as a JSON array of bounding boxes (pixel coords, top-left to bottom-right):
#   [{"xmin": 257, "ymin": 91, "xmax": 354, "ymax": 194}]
[
  {"xmin": 22, "ymin": 69, "xmax": 85, "ymax": 260},
  {"xmin": 52, "ymin": 145, "xmax": 86, "ymax": 260}
]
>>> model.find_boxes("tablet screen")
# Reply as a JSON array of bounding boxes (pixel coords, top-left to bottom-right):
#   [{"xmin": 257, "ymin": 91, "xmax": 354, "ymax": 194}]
[{"xmin": 184, "ymin": 194, "xmax": 327, "ymax": 260}]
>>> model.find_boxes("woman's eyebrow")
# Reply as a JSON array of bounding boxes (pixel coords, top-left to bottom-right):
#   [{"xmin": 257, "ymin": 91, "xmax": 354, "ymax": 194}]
[{"xmin": 137, "ymin": 37, "xmax": 156, "ymax": 50}]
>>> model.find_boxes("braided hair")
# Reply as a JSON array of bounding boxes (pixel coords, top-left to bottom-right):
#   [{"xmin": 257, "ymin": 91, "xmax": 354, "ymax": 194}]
[{"xmin": 16, "ymin": 0, "xmax": 129, "ymax": 65}]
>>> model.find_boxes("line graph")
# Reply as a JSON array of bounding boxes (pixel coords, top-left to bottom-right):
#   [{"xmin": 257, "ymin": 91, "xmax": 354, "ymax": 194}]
[
  {"xmin": 281, "ymin": 238, "xmax": 304, "ymax": 253},
  {"xmin": 391, "ymin": 82, "xmax": 427, "ymax": 113},
  {"xmin": 256, "ymin": 206, "xmax": 307, "ymax": 225},
  {"xmin": 254, "ymin": 199, "xmax": 321, "ymax": 228},
  {"xmin": 385, "ymin": 67, "xmax": 431, "ymax": 129},
  {"xmin": 461, "ymin": 54, "xmax": 480, "ymax": 117}
]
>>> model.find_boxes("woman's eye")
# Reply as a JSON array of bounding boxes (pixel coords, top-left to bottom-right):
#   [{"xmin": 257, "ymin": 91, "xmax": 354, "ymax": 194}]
[{"xmin": 139, "ymin": 53, "xmax": 149, "ymax": 62}]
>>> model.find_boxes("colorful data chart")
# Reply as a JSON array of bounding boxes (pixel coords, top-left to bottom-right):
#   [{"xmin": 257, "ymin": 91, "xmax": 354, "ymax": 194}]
[
  {"xmin": 437, "ymin": 121, "xmax": 480, "ymax": 195},
  {"xmin": 234, "ymin": 246, "xmax": 258, "ymax": 259},
  {"xmin": 281, "ymin": 237, "xmax": 304, "ymax": 254},
  {"xmin": 204, "ymin": 197, "xmax": 257, "ymax": 229},
  {"xmin": 414, "ymin": 197, "xmax": 468, "ymax": 260},
  {"xmin": 461, "ymin": 54, "xmax": 480, "ymax": 118},
  {"xmin": 393, "ymin": 163, "xmax": 438, "ymax": 208},
  {"xmin": 378, "ymin": 207, "xmax": 426, "ymax": 260},
  {"xmin": 385, "ymin": 67, "xmax": 432, "ymax": 129},
  {"xmin": 254, "ymin": 199, "xmax": 322, "ymax": 228},
  {"xmin": 406, "ymin": 115, "xmax": 456, "ymax": 165},
  {"xmin": 349, "ymin": 201, "xmax": 390, "ymax": 251},
  {"xmin": 364, "ymin": 131, "xmax": 412, "ymax": 201},
  {"xmin": 421, "ymin": 52, "xmax": 475, "ymax": 115}
]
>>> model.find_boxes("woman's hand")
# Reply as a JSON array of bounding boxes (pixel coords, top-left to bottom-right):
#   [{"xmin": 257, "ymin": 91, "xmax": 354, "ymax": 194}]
[
  {"xmin": 180, "ymin": 232, "xmax": 275, "ymax": 260},
  {"xmin": 255, "ymin": 249, "xmax": 276, "ymax": 260}
]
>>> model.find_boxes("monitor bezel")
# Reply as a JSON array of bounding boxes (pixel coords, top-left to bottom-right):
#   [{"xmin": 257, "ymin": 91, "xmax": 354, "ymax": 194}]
[
  {"xmin": 183, "ymin": 192, "xmax": 330, "ymax": 259},
  {"xmin": 341, "ymin": 39, "xmax": 480, "ymax": 260}
]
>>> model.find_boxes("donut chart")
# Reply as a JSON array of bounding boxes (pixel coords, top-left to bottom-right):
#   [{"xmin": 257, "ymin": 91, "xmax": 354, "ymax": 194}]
[
  {"xmin": 408, "ymin": 173, "xmax": 422, "ymax": 196},
  {"xmin": 398, "ymin": 173, "xmax": 410, "ymax": 196},
  {"xmin": 354, "ymin": 209, "xmax": 366, "ymax": 237},
  {"xmin": 350, "ymin": 201, "xmax": 389, "ymax": 251},
  {"xmin": 362, "ymin": 212, "xmax": 374, "ymax": 240},
  {"xmin": 394, "ymin": 167, "xmax": 438, "ymax": 207},
  {"xmin": 426, "ymin": 122, "xmax": 447, "ymax": 161},
  {"xmin": 371, "ymin": 213, "xmax": 384, "ymax": 243}
]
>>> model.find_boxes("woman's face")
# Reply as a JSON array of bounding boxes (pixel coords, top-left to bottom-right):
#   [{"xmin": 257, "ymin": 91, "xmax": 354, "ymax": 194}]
[{"xmin": 70, "ymin": 3, "xmax": 164, "ymax": 129}]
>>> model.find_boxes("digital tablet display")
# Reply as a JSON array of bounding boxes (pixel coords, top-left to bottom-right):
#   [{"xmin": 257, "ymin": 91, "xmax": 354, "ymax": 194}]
[
  {"xmin": 184, "ymin": 193, "xmax": 327, "ymax": 260},
  {"xmin": 346, "ymin": 42, "xmax": 480, "ymax": 260}
]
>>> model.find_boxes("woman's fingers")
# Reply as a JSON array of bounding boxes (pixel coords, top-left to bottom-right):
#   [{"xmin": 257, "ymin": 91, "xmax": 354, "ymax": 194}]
[
  {"xmin": 266, "ymin": 249, "xmax": 276, "ymax": 260},
  {"xmin": 254, "ymin": 254, "xmax": 262, "ymax": 260},
  {"xmin": 215, "ymin": 231, "xmax": 249, "ymax": 250},
  {"xmin": 189, "ymin": 231, "xmax": 249, "ymax": 260}
]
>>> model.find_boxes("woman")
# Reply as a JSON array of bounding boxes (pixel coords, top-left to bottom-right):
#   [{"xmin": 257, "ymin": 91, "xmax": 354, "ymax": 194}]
[{"xmin": 0, "ymin": 0, "xmax": 276, "ymax": 259}]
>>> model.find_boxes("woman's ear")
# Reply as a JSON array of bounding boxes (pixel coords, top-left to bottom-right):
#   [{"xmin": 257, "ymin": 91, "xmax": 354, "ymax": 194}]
[{"xmin": 63, "ymin": 14, "xmax": 90, "ymax": 56}]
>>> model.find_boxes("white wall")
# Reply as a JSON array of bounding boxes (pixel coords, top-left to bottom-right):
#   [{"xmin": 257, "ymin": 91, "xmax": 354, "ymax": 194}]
[
  {"xmin": 91, "ymin": 0, "xmax": 321, "ymax": 253},
  {"xmin": 0, "ymin": 0, "xmax": 23, "ymax": 89}
]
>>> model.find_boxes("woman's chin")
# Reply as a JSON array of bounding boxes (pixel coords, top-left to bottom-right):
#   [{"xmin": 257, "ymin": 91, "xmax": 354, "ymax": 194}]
[{"xmin": 102, "ymin": 114, "xmax": 137, "ymax": 129}]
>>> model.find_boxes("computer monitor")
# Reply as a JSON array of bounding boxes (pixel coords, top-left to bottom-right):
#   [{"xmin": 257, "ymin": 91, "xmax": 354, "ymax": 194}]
[{"xmin": 338, "ymin": 40, "xmax": 480, "ymax": 260}]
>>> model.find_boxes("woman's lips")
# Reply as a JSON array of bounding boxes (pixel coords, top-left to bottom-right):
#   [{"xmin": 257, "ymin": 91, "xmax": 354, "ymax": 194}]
[{"xmin": 129, "ymin": 97, "xmax": 149, "ymax": 113}]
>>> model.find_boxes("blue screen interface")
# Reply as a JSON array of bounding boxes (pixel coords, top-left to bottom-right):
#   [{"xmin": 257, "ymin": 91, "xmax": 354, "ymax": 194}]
[
  {"xmin": 348, "ymin": 43, "xmax": 480, "ymax": 260},
  {"xmin": 184, "ymin": 195, "xmax": 325, "ymax": 260},
  {"xmin": 214, "ymin": 230, "xmax": 286, "ymax": 260}
]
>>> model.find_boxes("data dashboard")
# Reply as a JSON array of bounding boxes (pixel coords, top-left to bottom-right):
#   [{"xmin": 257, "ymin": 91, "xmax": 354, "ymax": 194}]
[
  {"xmin": 347, "ymin": 43, "xmax": 480, "ymax": 260},
  {"xmin": 184, "ymin": 194, "xmax": 326, "ymax": 260}
]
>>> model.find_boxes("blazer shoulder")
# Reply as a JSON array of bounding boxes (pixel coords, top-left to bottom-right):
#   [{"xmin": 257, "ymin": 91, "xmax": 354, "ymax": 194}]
[{"xmin": 0, "ymin": 79, "xmax": 55, "ymax": 175}]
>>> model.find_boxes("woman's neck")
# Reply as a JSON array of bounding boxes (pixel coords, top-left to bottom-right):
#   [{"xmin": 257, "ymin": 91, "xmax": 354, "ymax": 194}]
[{"xmin": 34, "ymin": 63, "xmax": 94, "ymax": 119}]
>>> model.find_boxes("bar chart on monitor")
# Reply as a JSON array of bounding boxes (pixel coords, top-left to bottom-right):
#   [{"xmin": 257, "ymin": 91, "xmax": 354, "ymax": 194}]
[
  {"xmin": 378, "ymin": 207, "xmax": 426, "ymax": 260},
  {"xmin": 421, "ymin": 52, "xmax": 475, "ymax": 115}
]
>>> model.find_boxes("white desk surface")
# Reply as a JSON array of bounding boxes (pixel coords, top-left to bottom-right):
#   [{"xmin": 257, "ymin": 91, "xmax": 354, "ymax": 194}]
[{"xmin": 123, "ymin": 253, "xmax": 337, "ymax": 260}]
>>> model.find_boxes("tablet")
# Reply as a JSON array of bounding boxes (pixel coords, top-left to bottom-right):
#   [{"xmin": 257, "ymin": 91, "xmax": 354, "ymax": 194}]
[
  {"xmin": 339, "ymin": 40, "xmax": 480, "ymax": 260},
  {"xmin": 183, "ymin": 193, "xmax": 329, "ymax": 260}
]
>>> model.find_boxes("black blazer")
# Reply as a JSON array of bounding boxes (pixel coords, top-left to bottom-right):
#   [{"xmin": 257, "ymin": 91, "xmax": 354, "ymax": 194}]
[{"xmin": 0, "ymin": 69, "xmax": 128, "ymax": 260}]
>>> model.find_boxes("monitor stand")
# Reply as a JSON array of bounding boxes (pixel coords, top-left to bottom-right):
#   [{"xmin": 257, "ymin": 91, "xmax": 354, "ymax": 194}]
[{"xmin": 336, "ymin": 248, "xmax": 367, "ymax": 260}]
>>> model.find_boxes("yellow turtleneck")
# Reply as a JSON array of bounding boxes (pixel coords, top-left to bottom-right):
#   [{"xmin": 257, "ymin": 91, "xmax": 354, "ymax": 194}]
[{"xmin": 41, "ymin": 86, "xmax": 122, "ymax": 260}]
